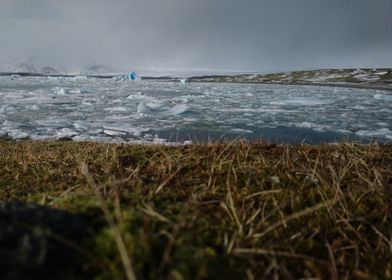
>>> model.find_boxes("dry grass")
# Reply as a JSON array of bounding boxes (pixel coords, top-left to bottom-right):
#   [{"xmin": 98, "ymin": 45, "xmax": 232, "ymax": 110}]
[{"xmin": 1, "ymin": 139, "xmax": 392, "ymax": 279}]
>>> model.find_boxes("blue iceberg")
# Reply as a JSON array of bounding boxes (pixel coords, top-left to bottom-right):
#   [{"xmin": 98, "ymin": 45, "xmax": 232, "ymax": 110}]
[
  {"xmin": 115, "ymin": 71, "xmax": 138, "ymax": 81},
  {"xmin": 129, "ymin": 71, "xmax": 138, "ymax": 81}
]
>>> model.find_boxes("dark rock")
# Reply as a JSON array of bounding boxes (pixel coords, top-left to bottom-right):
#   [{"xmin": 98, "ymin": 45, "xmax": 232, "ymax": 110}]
[{"xmin": 0, "ymin": 202, "xmax": 87, "ymax": 280}]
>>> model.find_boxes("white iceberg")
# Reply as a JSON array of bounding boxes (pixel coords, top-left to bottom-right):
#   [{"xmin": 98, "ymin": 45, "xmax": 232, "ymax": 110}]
[
  {"xmin": 166, "ymin": 104, "xmax": 189, "ymax": 115},
  {"xmin": 180, "ymin": 79, "xmax": 188, "ymax": 85},
  {"xmin": 55, "ymin": 87, "xmax": 66, "ymax": 95},
  {"xmin": 137, "ymin": 102, "xmax": 152, "ymax": 114}
]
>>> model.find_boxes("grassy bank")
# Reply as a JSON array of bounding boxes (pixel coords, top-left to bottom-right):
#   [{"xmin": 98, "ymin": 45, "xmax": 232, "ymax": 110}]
[{"xmin": 1, "ymin": 140, "xmax": 392, "ymax": 279}]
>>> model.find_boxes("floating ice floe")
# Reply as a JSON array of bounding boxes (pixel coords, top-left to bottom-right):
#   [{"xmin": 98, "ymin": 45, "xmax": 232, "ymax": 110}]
[
  {"xmin": 25, "ymin": 104, "xmax": 39, "ymax": 110},
  {"xmin": 355, "ymin": 128, "xmax": 391, "ymax": 138},
  {"xmin": 136, "ymin": 102, "xmax": 189, "ymax": 115},
  {"xmin": 103, "ymin": 129, "xmax": 127, "ymax": 136},
  {"xmin": 166, "ymin": 104, "xmax": 189, "ymax": 115},
  {"xmin": 6, "ymin": 129, "xmax": 30, "ymax": 139},
  {"xmin": 87, "ymin": 129, "xmax": 104, "ymax": 135},
  {"xmin": 36, "ymin": 119, "xmax": 72, "ymax": 128},
  {"xmin": 55, "ymin": 87, "xmax": 67, "ymax": 95},
  {"xmin": 126, "ymin": 92, "xmax": 144, "ymax": 100},
  {"xmin": 69, "ymin": 88, "xmax": 92, "ymax": 94},
  {"xmin": 56, "ymin": 128, "xmax": 79, "ymax": 138},
  {"xmin": 10, "ymin": 74, "xmax": 21, "ymax": 80},
  {"xmin": 271, "ymin": 97, "xmax": 331, "ymax": 106},
  {"xmin": 73, "ymin": 121, "xmax": 91, "ymax": 131},
  {"xmin": 47, "ymin": 76, "xmax": 64, "ymax": 81},
  {"xmin": 296, "ymin": 122, "xmax": 319, "ymax": 129},
  {"xmin": 102, "ymin": 124, "xmax": 149, "ymax": 137},
  {"xmin": 104, "ymin": 107, "xmax": 129, "ymax": 112},
  {"xmin": 228, "ymin": 128, "xmax": 253, "ymax": 134},
  {"xmin": 68, "ymin": 75, "xmax": 88, "ymax": 81},
  {"xmin": 116, "ymin": 71, "xmax": 138, "ymax": 81},
  {"xmin": 1, "ymin": 76, "xmax": 391, "ymax": 143},
  {"xmin": 137, "ymin": 102, "xmax": 152, "ymax": 114},
  {"xmin": 374, "ymin": 94, "xmax": 392, "ymax": 101}
]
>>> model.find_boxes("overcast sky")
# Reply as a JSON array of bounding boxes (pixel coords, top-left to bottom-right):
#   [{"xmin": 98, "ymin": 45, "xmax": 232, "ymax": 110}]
[{"xmin": 0, "ymin": 0, "xmax": 391, "ymax": 72}]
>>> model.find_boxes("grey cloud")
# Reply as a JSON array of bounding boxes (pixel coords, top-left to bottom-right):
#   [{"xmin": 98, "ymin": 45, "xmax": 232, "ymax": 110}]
[{"xmin": 0, "ymin": 0, "xmax": 391, "ymax": 72}]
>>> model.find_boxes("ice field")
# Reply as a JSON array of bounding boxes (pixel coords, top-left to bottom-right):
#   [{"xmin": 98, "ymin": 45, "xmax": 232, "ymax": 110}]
[{"xmin": 0, "ymin": 75, "xmax": 391, "ymax": 143}]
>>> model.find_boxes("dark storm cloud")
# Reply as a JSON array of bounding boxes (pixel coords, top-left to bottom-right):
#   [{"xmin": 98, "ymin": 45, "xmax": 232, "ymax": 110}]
[{"xmin": 0, "ymin": 0, "xmax": 391, "ymax": 72}]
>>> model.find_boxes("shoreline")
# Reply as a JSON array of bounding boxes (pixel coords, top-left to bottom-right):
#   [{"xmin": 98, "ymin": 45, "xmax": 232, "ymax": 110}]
[
  {"xmin": 2, "ymin": 70, "xmax": 391, "ymax": 92},
  {"xmin": 185, "ymin": 80, "xmax": 392, "ymax": 91}
]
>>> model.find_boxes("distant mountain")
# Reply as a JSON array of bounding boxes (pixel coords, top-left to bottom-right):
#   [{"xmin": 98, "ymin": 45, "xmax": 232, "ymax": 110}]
[
  {"xmin": 40, "ymin": 65, "xmax": 60, "ymax": 75},
  {"xmin": 0, "ymin": 61, "xmax": 115, "ymax": 75},
  {"xmin": 11, "ymin": 62, "xmax": 39, "ymax": 73},
  {"xmin": 1, "ymin": 62, "xmax": 60, "ymax": 75}
]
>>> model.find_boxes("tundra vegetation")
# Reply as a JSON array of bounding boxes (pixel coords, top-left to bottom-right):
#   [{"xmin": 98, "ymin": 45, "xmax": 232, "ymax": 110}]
[{"xmin": 1, "ymin": 140, "xmax": 392, "ymax": 279}]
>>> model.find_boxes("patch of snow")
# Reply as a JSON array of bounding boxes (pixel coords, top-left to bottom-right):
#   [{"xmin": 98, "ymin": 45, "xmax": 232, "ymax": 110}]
[
  {"xmin": 355, "ymin": 74, "xmax": 379, "ymax": 81},
  {"xmin": 375, "ymin": 71, "xmax": 388, "ymax": 75}
]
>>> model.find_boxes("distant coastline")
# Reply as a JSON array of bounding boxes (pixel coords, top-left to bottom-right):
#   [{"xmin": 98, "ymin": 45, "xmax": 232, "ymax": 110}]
[{"xmin": 2, "ymin": 68, "xmax": 391, "ymax": 91}]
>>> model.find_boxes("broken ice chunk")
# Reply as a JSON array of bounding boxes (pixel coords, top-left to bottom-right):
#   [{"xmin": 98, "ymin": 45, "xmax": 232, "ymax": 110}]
[
  {"xmin": 166, "ymin": 104, "xmax": 189, "ymax": 115},
  {"xmin": 137, "ymin": 102, "xmax": 152, "ymax": 114}
]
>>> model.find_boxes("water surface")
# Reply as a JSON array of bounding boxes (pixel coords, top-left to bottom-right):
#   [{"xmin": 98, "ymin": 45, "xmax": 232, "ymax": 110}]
[{"xmin": 0, "ymin": 76, "xmax": 391, "ymax": 143}]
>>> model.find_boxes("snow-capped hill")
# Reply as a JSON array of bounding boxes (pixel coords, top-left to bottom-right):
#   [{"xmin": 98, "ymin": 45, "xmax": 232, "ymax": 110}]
[
  {"xmin": 188, "ymin": 68, "xmax": 392, "ymax": 88},
  {"xmin": 3, "ymin": 62, "xmax": 60, "ymax": 75},
  {"xmin": 40, "ymin": 66, "xmax": 59, "ymax": 75},
  {"xmin": 11, "ymin": 62, "xmax": 39, "ymax": 73}
]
